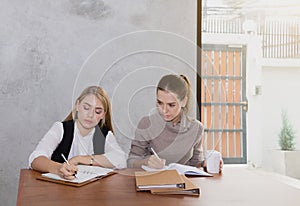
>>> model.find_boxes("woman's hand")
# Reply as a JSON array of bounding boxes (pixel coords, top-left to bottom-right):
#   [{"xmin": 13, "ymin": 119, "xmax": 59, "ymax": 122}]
[
  {"xmin": 58, "ymin": 162, "xmax": 78, "ymax": 180},
  {"xmin": 219, "ymin": 159, "xmax": 223, "ymax": 173},
  {"xmin": 199, "ymin": 160, "xmax": 210, "ymax": 173},
  {"xmin": 69, "ymin": 156, "xmax": 82, "ymax": 165},
  {"xmin": 146, "ymin": 155, "xmax": 166, "ymax": 169}
]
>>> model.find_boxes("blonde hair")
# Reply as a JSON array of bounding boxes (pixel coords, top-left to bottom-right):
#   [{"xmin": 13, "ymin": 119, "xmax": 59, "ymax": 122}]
[
  {"xmin": 64, "ymin": 86, "xmax": 114, "ymax": 133},
  {"xmin": 157, "ymin": 74, "xmax": 191, "ymax": 115}
]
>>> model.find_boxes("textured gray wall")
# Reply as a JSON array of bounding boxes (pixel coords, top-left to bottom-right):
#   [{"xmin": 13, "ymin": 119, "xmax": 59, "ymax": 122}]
[{"xmin": 0, "ymin": 0, "xmax": 196, "ymax": 205}]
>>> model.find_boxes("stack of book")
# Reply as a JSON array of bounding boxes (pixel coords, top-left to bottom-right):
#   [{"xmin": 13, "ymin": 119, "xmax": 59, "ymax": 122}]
[{"xmin": 135, "ymin": 169, "xmax": 200, "ymax": 196}]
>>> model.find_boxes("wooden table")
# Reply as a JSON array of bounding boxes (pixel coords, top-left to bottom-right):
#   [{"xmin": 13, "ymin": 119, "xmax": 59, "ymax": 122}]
[{"xmin": 17, "ymin": 166, "xmax": 300, "ymax": 206}]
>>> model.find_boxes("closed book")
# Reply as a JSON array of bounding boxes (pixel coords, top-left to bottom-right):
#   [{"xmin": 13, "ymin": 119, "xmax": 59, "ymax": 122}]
[
  {"xmin": 135, "ymin": 169, "xmax": 185, "ymax": 191},
  {"xmin": 151, "ymin": 175, "xmax": 200, "ymax": 196}
]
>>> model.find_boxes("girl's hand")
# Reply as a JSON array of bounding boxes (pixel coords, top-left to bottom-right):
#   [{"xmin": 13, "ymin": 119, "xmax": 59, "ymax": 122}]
[
  {"xmin": 58, "ymin": 162, "xmax": 78, "ymax": 180},
  {"xmin": 147, "ymin": 155, "xmax": 166, "ymax": 169},
  {"xmin": 69, "ymin": 156, "xmax": 82, "ymax": 165}
]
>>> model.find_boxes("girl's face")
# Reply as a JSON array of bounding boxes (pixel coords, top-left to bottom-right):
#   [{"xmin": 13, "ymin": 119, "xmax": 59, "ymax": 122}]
[
  {"xmin": 156, "ymin": 90, "xmax": 186, "ymax": 123},
  {"xmin": 76, "ymin": 94, "xmax": 106, "ymax": 134}
]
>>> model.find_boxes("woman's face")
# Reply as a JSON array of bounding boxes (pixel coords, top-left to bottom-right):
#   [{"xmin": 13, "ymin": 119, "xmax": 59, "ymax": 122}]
[
  {"xmin": 156, "ymin": 90, "xmax": 186, "ymax": 122},
  {"xmin": 76, "ymin": 94, "xmax": 106, "ymax": 132}
]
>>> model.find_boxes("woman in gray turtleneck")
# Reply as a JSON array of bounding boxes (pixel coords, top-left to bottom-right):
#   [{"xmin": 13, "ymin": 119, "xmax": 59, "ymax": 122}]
[{"xmin": 127, "ymin": 74, "xmax": 221, "ymax": 171}]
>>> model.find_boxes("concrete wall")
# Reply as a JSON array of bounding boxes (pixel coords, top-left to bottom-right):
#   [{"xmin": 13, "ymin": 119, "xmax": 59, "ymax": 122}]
[{"xmin": 0, "ymin": 1, "xmax": 197, "ymax": 205}]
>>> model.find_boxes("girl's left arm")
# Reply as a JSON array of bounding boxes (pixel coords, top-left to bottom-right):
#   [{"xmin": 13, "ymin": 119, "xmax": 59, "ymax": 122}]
[
  {"xmin": 102, "ymin": 131, "xmax": 127, "ymax": 169},
  {"xmin": 69, "ymin": 131, "xmax": 127, "ymax": 169}
]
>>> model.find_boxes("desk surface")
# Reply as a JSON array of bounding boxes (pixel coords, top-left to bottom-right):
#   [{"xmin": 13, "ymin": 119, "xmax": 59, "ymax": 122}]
[{"xmin": 17, "ymin": 166, "xmax": 300, "ymax": 206}]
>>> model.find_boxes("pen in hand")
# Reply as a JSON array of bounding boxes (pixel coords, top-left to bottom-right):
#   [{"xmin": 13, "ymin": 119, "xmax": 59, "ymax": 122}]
[
  {"xmin": 150, "ymin": 147, "xmax": 160, "ymax": 160},
  {"xmin": 149, "ymin": 147, "xmax": 166, "ymax": 169},
  {"xmin": 61, "ymin": 153, "xmax": 77, "ymax": 178}
]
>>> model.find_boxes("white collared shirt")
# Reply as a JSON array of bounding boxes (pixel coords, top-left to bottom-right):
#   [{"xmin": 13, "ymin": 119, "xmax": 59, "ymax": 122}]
[{"xmin": 29, "ymin": 122, "xmax": 127, "ymax": 169}]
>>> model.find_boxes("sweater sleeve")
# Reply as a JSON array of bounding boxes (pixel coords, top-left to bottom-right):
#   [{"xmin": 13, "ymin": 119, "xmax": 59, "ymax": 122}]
[
  {"xmin": 127, "ymin": 117, "xmax": 151, "ymax": 168},
  {"xmin": 186, "ymin": 123, "xmax": 205, "ymax": 166}
]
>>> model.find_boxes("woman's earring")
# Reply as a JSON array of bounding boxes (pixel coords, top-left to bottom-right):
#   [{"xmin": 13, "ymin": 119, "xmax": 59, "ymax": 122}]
[{"xmin": 74, "ymin": 111, "xmax": 78, "ymax": 119}]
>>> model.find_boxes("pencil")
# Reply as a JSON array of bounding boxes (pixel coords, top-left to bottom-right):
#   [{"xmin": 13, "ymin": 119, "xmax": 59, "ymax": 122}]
[
  {"xmin": 61, "ymin": 153, "xmax": 77, "ymax": 178},
  {"xmin": 150, "ymin": 147, "xmax": 160, "ymax": 159}
]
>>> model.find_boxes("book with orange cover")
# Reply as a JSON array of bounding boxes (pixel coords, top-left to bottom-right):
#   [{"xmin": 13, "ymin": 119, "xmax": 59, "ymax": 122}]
[
  {"xmin": 150, "ymin": 175, "xmax": 200, "ymax": 196},
  {"xmin": 135, "ymin": 169, "xmax": 185, "ymax": 191}
]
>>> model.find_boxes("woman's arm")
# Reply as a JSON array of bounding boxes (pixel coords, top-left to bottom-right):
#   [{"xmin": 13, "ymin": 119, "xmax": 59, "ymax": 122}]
[
  {"xmin": 127, "ymin": 138, "xmax": 149, "ymax": 168},
  {"xmin": 31, "ymin": 156, "xmax": 61, "ymax": 173},
  {"xmin": 127, "ymin": 116, "xmax": 166, "ymax": 168},
  {"xmin": 69, "ymin": 131, "xmax": 127, "ymax": 169},
  {"xmin": 134, "ymin": 155, "xmax": 166, "ymax": 169},
  {"xmin": 127, "ymin": 140, "xmax": 166, "ymax": 169},
  {"xmin": 187, "ymin": 124, "xmax": 205, "ymax": 167},
  {"xmin": 127, "ymin": 118, "xmax": 151, "ymax": 168},
  {"xmin": 69, "ymin": 154, "xmax": 114, "ymax": 168},
  {"xmin": 29, "ymin": 122, "xmax": 77, "ymax": 179},
  {"xmin": 131, "ymin": 157, "xmax": 149, "ymax": 168},
  {"xmin": 29, "ymin": 122, "xmax": 63, "ymax": 168},
  {"xmin": 29, "ymin": 122, "xmax": 62, "ymax": 169},
  {"xmin": 103, "ymin": 131, "xmax": 127, "ymax": 169},
  {"xmin": 32, "ymin": 156, "xmax": 77, "ymax": 179}
]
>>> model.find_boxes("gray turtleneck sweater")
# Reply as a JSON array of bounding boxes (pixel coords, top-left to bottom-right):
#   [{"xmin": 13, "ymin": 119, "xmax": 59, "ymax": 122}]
[{"xmin": 127, "ymin": 111, "xmax": 204, "ymax": 168}]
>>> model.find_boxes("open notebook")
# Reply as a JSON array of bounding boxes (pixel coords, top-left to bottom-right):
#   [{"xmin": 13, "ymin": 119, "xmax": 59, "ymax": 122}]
[
  {"xmin": 142, "ymin": 163, "xmax": 212, "ymax": 177},
  {"xmin": 37, "ymin": 165, "xmax": 115, "ymax": 187}
]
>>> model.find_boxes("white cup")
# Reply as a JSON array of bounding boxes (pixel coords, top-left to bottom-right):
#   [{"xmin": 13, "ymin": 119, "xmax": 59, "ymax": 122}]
[{"xmin": 205, "ymin": 150, "xmax": 221, "ymax": 174}]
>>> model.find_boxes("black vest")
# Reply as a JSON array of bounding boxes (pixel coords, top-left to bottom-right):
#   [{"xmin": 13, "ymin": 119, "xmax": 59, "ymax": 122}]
[{"xmin": 51, "ymin": 120, "xmax": 109, "ymax": 163}]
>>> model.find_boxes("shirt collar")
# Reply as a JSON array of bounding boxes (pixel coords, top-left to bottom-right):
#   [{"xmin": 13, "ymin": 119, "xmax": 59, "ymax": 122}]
[{"xmin": 74, "ymin": 121, "xmax": 95, "ymax": 138}]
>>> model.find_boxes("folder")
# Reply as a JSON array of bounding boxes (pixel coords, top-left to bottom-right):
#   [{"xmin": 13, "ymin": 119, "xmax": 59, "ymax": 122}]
[
  {"xmin": 37, "ymin": 165, "xmax": 116, "ymax": 187},
  {"xmin": 135, "ymin": 169, "xmax": 185, "ymax": 191},
  {"xmin": 150, "ymin": 175, "xmax": 200, "ymax": 196}
]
